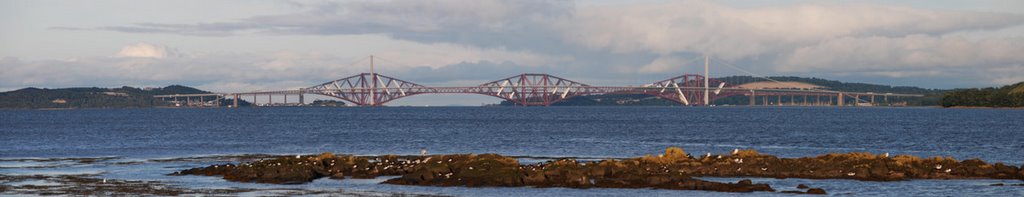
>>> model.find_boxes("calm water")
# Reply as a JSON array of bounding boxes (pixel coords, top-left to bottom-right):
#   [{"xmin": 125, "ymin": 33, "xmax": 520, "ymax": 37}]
[{"xmin": 2, "ymin": 107, "xmax": 1023, "ymax": 196}]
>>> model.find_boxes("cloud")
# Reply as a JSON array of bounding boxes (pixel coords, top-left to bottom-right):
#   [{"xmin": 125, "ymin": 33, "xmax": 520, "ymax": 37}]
[
  {"xmin": 777, "ymin": 35, "xmax": 1024, "ymax": 78},
  {"xmin": 778, "ymin": 34, "xmax": 1019, "ymax": 72},
  {"xmin": 635, "ymin": 56, "xmax": 692, "ymax": 74},
  {"xmin": 0, "ymin": 42, "xmax": 574, "ymax": 92},
  {"xmin": 558, "ymin": 1, "xmax": 1024, "ymax": 59},
  {"xmin": 59, "ymin": 0, "xmax": 575, "ymax": 52},
  {"xmin": 115, "ymin": 43, "xmax": 180, "ymax": 58},
  {"xmin": 35, "ymin": 0, "xmax": 1024, "ymax": 88}
]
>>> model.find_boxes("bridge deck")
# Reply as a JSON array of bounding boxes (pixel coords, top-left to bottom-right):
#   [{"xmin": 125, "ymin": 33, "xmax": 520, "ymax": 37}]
[{"xmin": 152, "ymin": 73, "xmax": 924, "ymax": 107}]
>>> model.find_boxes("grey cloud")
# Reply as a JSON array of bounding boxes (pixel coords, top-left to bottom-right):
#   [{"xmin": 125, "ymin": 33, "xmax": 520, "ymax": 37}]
[
  {"xmin": 778, "ymin": 35, "xmax": 1024, "ymax": 72},
  {"xmin": 774, "ymin": 34, "xmax": 1024, "ymax": 86},
  {"xmin": 559, "ymin": 1, "xmax": 1024, "ymax": 58},
  {"xmin": 65, "ymin": 0, "xmax": 576, "ymax": 53},
  {"xmin": 38, "ymin": 0, "xmax": 1024, "ymax": 88}
]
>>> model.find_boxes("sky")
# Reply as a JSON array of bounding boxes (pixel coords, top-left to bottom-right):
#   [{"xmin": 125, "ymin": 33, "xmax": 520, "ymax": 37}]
[{"xmin": 2, "ymin": 0, "xmax": 1023, "ymax": 106}]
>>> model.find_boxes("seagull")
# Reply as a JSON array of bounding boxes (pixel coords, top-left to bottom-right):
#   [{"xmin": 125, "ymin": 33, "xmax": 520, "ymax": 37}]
[
  {"xmin": 935, "ymin": 164, "xmax": 943, "ymax": 170},
  {"xmin": 705, "ymin": 153, "xmax": 711, "ymax": 158},
  {"xmin": 420, "ymin": 148, "xmax": 428, "ymax": 156},
  {"xmin": 296, "ymin": 155, "xmax": 301, "ymax": 159},
  {"xmin": 847, "ymin": 172, "xmax": 856, "ymax": 176},
  {"xmin": 732, "ymin": 149, "xmax": 739, "ymax": 155},
  {"xmin": 733, "ymin": 158, "xmax": 744, "ymax": 163},
  {"xmin": 945, "ymin": 169, "xmax": 952, "ymax": 173},
  {"xmin": 882, "ymin": 152, "xmax": 889, "ymax": 158}
]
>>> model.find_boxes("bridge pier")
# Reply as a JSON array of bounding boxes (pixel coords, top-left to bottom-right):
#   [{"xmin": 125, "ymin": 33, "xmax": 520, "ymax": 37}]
[
  {"xmin": 749, "ymin": 91, "xmax": 756, "ymax": 106},
  {"xmin": 837, "ymin": 92, "xmax": 844, "ymax": 106}
]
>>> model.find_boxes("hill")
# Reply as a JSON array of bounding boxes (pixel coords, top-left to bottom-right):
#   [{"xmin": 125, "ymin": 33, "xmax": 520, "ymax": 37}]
[
  {"xmin": 0, "ymin": 85, "xmax": 241, "ymax": 109},
  {"xmin": 941, "ymin": 82, "xmax": 1024, "ymax": 108}
]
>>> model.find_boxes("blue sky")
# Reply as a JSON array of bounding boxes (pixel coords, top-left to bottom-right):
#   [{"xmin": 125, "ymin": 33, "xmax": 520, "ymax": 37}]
[{"xmin": 2, "ymin": 0, "xmax": 1023, "ymax": 105}]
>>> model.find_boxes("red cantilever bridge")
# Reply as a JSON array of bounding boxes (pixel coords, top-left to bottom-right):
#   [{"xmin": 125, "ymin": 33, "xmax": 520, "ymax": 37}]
[{"xmin": 156, "ymin": 73, "xmax": 923, "ymax": 107}]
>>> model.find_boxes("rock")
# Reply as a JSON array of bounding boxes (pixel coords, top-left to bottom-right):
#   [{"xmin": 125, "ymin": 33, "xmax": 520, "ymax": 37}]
[
  {"xmin": 665, "ymin": 147, "xmax": 687, "ymax": 159},
  {"xmin": 737, "ymin": 179, "xmax": 752, "ymax": 185},
  {"xmin": 732, "ymin": 149, "xmax": 760, "ymax": 157},
  {"xmin": 1018, "ymin": 165, "xmax": 1024, "ymax": 179},
  {"xmin": 171, "ymin": 147, "xmax": 1024, "ymax": 194},
  {"xmin": 796, "ymin": 184, "xmax": 809, "ymax": 189},
  {"xmin": 806, "ymin": 188, "xmax": 827, "ymax": 195},
  {"xmin": 329, "ymin": 172, "xmax": 345, "ymax": 179}
]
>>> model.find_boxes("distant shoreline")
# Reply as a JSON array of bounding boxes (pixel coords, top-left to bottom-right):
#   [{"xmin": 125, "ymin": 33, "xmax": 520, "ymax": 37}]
[{"xmin": 946, "ymin": 106, "xmax": 1024, "ymax": 109}]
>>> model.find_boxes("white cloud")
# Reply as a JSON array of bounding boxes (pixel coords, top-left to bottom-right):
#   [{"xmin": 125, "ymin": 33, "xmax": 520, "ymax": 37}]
[{"xmin": 114, "ymin": 43, "xmax": 179, "ymax": 58}]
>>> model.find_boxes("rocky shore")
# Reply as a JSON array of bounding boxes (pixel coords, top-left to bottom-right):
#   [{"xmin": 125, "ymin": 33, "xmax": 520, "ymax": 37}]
[{"xmin": 173, "ymin": 147, "xmax": 1024, "ymax": 194}]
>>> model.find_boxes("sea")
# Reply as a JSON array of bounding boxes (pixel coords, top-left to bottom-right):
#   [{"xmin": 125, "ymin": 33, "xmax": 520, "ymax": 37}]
[{"xmin": 2, "ymin": 106, "xmax": 1023, "ymax": 196}]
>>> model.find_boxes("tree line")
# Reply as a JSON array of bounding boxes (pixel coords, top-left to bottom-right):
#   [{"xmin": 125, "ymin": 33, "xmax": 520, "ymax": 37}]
[
  {"xmin": 0, "ymin": 85, "xmax": 223, "ymax": 109},
  {"xmin": 941, "ymin": 82, "xmax": 1024, "ymax": 108}
]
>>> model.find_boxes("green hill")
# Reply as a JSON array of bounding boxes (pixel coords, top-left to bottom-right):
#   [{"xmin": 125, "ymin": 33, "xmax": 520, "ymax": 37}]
[
  {"xmin": 1011, "ymin": 83, "xmax": 1024, "ymax": 95},
  {"xmin": 941, "ymin": 82, "xmax": 1024, "ymax": 108},
  {"xmin": 0, "ymin": 85, "xmax": 238, "ymax": 109}
]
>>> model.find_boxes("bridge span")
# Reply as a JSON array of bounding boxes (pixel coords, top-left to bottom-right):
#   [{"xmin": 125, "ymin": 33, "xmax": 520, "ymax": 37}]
[{"xmin": 155, "ymin": 73, "xmax": 923, "ymax": 107}]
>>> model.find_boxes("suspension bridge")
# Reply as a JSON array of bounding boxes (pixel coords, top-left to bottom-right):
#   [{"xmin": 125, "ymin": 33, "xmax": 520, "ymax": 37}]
[{"xmin": 155, "ymin": 56, "xmax": 923, "ymax": 107}]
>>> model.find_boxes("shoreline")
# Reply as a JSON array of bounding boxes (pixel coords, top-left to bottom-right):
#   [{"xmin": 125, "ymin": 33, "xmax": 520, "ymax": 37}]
[
  {"xmin": 945, "ymin": 106, "xmax": 1024, "ymax": 109},
  {"xmin": 172, "ymin": 147, "xmax": 1024, "ymax": 195}
]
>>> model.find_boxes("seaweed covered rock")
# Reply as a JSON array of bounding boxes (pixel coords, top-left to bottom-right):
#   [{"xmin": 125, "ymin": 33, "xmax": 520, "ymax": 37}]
[
  {"xmin": 806, "ymin": 188, "xmax": 827, "ymax": 195},
  {"xmin": 172, "ymin": 153, "xmax": 421, "ymax": 184},
  {"xmin": 690, "ymin": 151, "xmax": 1023, "ymax": 181},
  {"xmin": 384, "ymin": 153, "xmax": 774, "ymax": 193},
  {"xmin": 172, "ymin": 148, "xmax": 1024, "ymax": 194},
  {"xmin": 384, "ymin": 154, "xmax": 524, "ymax": 187}
]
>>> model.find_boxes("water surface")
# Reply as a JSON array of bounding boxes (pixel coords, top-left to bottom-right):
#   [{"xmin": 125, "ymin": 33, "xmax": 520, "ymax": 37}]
[{"xmin": 2, "ymin": 107, "xmax": 1023, "ymax": 196}]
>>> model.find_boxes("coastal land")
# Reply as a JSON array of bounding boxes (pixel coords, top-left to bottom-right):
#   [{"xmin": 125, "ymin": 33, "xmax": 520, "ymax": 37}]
[{"xmin": 941, "ymin": 82, "xmax": 1024, "ymax": 108}]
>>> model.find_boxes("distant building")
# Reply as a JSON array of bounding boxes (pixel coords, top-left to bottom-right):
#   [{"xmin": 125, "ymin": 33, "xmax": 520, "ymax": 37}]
[{"xmin": 103, "ymin": 92, "xmax": 129, "ymax": 96}]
